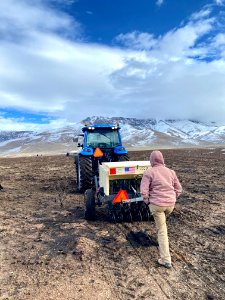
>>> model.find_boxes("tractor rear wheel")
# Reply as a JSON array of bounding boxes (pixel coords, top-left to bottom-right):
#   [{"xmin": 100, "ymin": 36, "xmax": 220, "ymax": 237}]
[
  {"xmin": 76, "ymin": 156, "xmax": 93, "ymax": 192},
  {"xmin": 84, "ymin": 189, "xmax": 96, "ymax": 220}
]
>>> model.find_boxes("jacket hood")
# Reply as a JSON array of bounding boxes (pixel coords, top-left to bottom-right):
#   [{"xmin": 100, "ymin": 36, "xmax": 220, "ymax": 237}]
[{"xmin": 150, "ymin": 150, "xmax": 165, "ymax": 167}]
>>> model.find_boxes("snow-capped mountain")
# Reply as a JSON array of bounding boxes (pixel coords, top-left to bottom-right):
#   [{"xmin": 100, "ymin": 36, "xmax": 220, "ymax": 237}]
[{"xmin": 0, "ymin": 117, "xmax": 225, "ymax": 156}]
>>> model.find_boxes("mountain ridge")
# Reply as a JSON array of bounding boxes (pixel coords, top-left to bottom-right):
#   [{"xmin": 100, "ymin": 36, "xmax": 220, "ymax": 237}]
[{"xmin": 0, "ymin": 117, "xmax": 225, "ymax": 156}]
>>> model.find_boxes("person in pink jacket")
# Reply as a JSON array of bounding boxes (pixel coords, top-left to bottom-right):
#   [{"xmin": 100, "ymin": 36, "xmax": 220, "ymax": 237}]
[{"xmin": 140, "ymin": 150, "xmax": 182, "ymax": 268}]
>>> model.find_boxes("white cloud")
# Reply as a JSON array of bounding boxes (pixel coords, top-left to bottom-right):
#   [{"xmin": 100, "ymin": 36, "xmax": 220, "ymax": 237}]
[
  {"xmin": 0, "ymin": 116, "xmax": 37, "ymax": 131},
  {"xmin": 110, "ymin": 10, "xmax": 225, "ymax": 123},
  {"xmin": 0, "ymin": 33, "xmax": 125, "ymax": 113},
  {"xmin": 191, "ymin": 8, "xmax": 212, "ymax": 20},
  {"xmin": 215, "ymin": 0, "xmax": 225, "ymax": 5},
  {"xmin": 115, "ymin": 16, "xmax": 214, "ymax": 58},
  {"xmin": 115, "ymin": 31, "xmax": 157, "ymax": 50},
  {"xmin": 156, "ymin": 0, "xmax": 164, "ymax": 7},
  {"xmin": 0, "ymin": 0, "xmax": 225, "ymax": 130},
  {"xmin": 0, "ymin": 0, "xmax": 124, "ymax": 119},
  {"xmin": 0, "ymin": 0, "xmax": 80, "ymax": 38},
  {"xmin": 0, "ymin": 115, "xmax": 75, "ymax": 131}
]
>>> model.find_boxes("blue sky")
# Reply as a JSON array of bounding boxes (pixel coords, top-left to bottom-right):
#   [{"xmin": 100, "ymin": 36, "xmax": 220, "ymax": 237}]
[{"xmin": 0, "ymin": 0, "xmax": 225, "ymax": 131}]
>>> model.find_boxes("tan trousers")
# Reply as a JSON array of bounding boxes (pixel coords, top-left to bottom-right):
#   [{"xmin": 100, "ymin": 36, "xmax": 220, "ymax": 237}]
[{"xmin": 149, "ymin": 204, "xmax": 174, "ymax": 264}]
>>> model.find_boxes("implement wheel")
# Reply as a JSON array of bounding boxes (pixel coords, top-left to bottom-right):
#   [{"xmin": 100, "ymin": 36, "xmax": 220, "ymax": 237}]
[
  {"xmin": 122, "ymin": 203, "xmax": 132, "ymax": 222},
  {"xmin": 108, "ymin": 202, "xmax": 123, "ymax": 223},
  {"xmin": 84, "ymin": 189, "xmax": 96, "ymax": 220},
  {"xmin": 130, "ymin": 202, "xmax": 142, "ymax": 221},
  {"xmin": 112, "ymin": 204, "xmax": 123, "ymax": 223}
]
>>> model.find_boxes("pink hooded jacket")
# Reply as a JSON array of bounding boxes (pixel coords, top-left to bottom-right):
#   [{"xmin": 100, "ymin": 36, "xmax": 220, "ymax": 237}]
[{"xmin": 140, "ymin": 151, "xmax": 182, "ymax": 207}]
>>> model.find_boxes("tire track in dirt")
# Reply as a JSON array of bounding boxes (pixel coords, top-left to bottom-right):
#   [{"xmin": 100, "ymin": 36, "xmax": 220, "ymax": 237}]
[
  {"xmin": 170, "ymin": 204, "xmax": 224, "ymax": 296},
  {"xmin": 108, "ymin": 221, "xmax": 221, "ymax": 300},
  {"xmin": 85, "ymin": 221, "xmax": 168, "ymax": 300},
  {"xmin": 102, "ymin": 222, "xmax": 172, "ymax": 299},
  {"xmin": 118, "ymin": 223, "xmax": 173, "ymax": 299},
  {"xmin": 172, "ymin": 252, "xmax": 223, "ymax": 300},
  {"xmin": 86, "ymin": 200, "xmax": 223, "ymax": 300},
  {"xmin": 113, "ymin": 222, "xmax": 181, "ymax": 299}
]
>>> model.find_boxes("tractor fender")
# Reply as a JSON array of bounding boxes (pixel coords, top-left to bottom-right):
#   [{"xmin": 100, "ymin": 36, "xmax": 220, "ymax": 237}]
[
  {"xmin": 114, "ymin": 146, "xmax": 127, "ymax": 155},
  {"xmin": 80, "ymin": 147, "xmax": 94, "ymax": 156}
]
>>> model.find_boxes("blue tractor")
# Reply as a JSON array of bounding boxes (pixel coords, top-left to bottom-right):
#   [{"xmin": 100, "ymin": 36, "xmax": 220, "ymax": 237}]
[{"xmin": 74, "ymin": 124, "xmax": 129, "ymax": 192}]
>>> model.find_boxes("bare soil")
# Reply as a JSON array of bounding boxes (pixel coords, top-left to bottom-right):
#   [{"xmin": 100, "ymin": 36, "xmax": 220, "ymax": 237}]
[{"xmin": 0, "ymin": 148, "xmax": 224, "ymax": 300}]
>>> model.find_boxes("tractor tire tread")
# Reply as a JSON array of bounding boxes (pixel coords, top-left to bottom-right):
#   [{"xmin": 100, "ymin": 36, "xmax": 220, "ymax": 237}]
[
  {"xmin": 77, "ymin": 156, "xmax": 93, "ymax": 192},
  {"xmin": 84, "ymin": 189, "xmax": 96, "ymax": 220}
]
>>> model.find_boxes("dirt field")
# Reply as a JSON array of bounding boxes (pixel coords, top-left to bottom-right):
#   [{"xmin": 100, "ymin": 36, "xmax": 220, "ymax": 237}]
[{"xmin": 0, "ymin": 148, "xmax": 224, "ymax": 300}]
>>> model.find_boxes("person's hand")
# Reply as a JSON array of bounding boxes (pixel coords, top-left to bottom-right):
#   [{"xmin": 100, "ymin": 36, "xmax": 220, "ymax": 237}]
[{"xmin": 143, "ymin": 197, "xmax": 150, "ymax": 205}]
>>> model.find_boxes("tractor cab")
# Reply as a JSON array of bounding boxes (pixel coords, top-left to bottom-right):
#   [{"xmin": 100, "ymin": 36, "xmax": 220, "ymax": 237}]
[
  {"xmin": 77, "ymin": 124, "xmax": 127, "ymax": 159},
  {"xmin": 74, "ymin": 124, "xmax": 129, "ymax": 192}
]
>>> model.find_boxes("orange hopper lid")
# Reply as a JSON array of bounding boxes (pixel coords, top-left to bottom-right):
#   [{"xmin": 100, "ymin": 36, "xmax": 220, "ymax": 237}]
[
  {"xmin": 112, "ymin": 190, "xmax": 129, "ymax": 204},
  {"xmin": 93, "ymin": 147, "xmax": 103, "ymax": 158}
]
